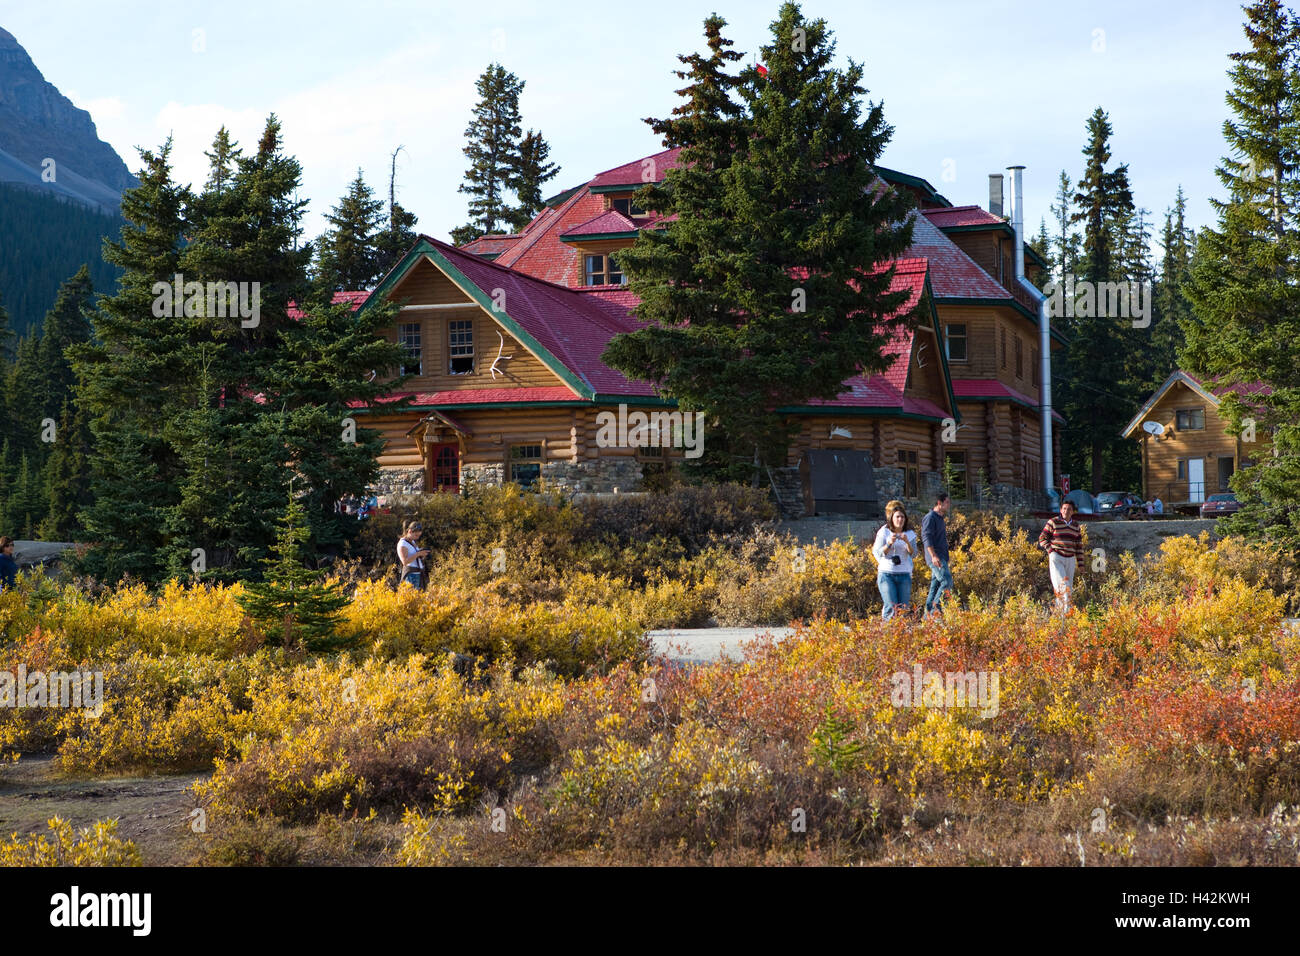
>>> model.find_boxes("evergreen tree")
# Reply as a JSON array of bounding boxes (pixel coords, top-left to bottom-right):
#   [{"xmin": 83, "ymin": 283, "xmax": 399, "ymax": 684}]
[
  {"xmin": 236, "ymin": 490, "xmax": 351, "ymax": 653},
  {"xmin": 506, "ymin": 129, "xmax": 560, "ymax": 230},
  {"xmin": 1049, "ymin": 169, "xmax": 1081, "ymax": 279},
  {"xmin": 1030, "ymin": 217, "xmax": 1053, "ymax": 286},
  {"xmin": 71, "ymin": 139, "xmax": 191, "ymax": 582},
  {"xmin": 375, "ymin": 147, "xmax": 419, "ymax": 277},
  {"xmin": 1183, "ymin": 0, "xmax": 1300, "ymax": 547},
  {"xmin": 39, "ymin": 398, "xmax": 92, "ymax": 541},
  {"xmin": 1152, "ymin": 187, "xmax": 1194, "ymax": 377},
  {"xmin": 453, "ymin": 64, "xmax": 526, "ymax": 243},
  {"xmin": 1057, "ymin": 107, "xmax": 1140, "ymax": 492},
  {"xmin": 34, "ymin": 265, "xmax": 94, "ymax": 422},
  {"xmin": 313, "ymin": 170, "xmax": 386, "ymax": 292},
  {"xmin": 0, "ymin": 290, "xmax": 15, "ymax": 363},
  {"xmin": 607, "ymin": 5, "xmax": 917, "ymax": 483}
]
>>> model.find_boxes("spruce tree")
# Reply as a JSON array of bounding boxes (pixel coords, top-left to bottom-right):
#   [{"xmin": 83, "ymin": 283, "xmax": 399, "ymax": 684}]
[
  {"xmin": 1057, "ymin": 108, "xmax": 1140, "ymax": 492},
  {"xmin": 1183, "ymin": 0, "xmax": 1300, "ymax": 547},
  {"xmin": 1152, "ymin": 187, "xmax": 1193, "ymax": 377},
  {"xmin": 1049, "ymin": 169, "xmax": 1081, "ymax": 279},
  {"xmin": 313, "ymin": 170, "xmax": 386, "ymax": 292},
  {"xmin": 506, "ymin": 129, "xmax": 560, "ymax": 230},
  {"xmin": 71, "ymin": 138, "xmax": 191, "ymax": 582},
  {"xmin": 607, "ymin": 5, "xmax": 916, "ymax": 482},
  {"xmin": 453, "ymin": 64, "xmax": 526, "ymax": 243},
  {"xmin": 34, "ymin": 265, "xmax": 94, "ymax": 422},
  {"xmin": 39, "ymin": 398, "xmax": 92, "ymax": 541},
  {"xmin": 236, "ymin": 490, "xmax": 351, "ymax": 653}
]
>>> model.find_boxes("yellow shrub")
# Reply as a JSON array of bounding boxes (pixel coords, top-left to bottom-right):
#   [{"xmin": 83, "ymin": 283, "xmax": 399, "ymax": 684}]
[{"xmin": 0, "ymin": 817, "xmax": 141, "ymax": 867}]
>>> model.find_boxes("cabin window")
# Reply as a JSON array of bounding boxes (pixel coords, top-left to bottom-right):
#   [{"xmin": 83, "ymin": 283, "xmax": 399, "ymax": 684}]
[
  {"xmin": 1176, "ymin": 408, "xmax": 1205, "ymax": 430},
  {"xmin": 1032, "ymin": 347, "xmax": 1039, "ymax": 387},
  {"xmin": 945, "ymin": 324, "xmax": 967, "ymax": 362},
  {"xmin": 448, "ymin": 319, "xmax": 474, "ymax": 374},
  {"xmin": 1000, "ymin": 328, "xmax": 1007, "ymax": 369},
  {"xmin": 899, "ymin": 449, "xmax": 920, "ymax": 498},
  {"xmin": 1177, "ymin": 459, "xmax": 1187, "ymax": 480},
  {"xmin": 610, "ymin": 196, "xmax": 648, "ymax": 218},
  {"xmin": 1015, "ymin": 335, "xmax": 1023, "ymax": 379},
  {"xmin": 509, "ymin": 444, "xmax": 543, "ymax": 488},
  {"xmin": 399, "ymin": 322, "xmax": 422, "ymax": 376},
  {"xmin": 584, "ymin": 253, "xmax": 625, "ymax": 286}
]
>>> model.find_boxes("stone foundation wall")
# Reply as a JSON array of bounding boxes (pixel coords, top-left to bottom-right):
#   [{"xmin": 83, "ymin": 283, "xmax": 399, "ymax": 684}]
[
  {"xmin": 874, "ymin": 466, "xmax": 903, "ymax": 501},
  {"xmin": 542, "ymin": 458, "xmax": 644, "ymax": 494},
  {"xmin": 461, "ymin": 463, "xmax": 504, "ymax": 492},
  {"xmin": 373, "ymin": 467, "xmax": 424, "ymax": 496}
]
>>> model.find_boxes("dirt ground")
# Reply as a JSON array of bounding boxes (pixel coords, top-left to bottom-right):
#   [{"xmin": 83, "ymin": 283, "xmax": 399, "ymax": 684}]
[{"xmin": 0, "ymin": 756, "xmax": 207, "ymax": 865}]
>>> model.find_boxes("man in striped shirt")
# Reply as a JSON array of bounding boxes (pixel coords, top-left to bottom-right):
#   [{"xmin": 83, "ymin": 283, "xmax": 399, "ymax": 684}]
[{"xmin": 1038, "ymin": 500, "xmax": 1084, "ymax": 615}]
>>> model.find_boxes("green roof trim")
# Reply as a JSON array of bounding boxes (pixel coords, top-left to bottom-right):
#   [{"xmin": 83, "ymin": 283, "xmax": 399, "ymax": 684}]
[
  {"xmin": 588, "ymin": 182, "xmax": 663, "ymax": 194},
  {"xmin": 559, "ymin": 231, "xmax": 640, "ymax": 244},
  {"xmin": 874, "ymin": 165, "xmax": 953, "ymax": 208},
  {"xmin": 543, "ymin": 185, "xmax": 583, "ymax": 207},
  {"xmin": 357, "ymin": 238, "xmax": 596, "ymax": 400},
  {"xmin": 920, "ymin": 276, "xmax": 961, "ymax": 423}
]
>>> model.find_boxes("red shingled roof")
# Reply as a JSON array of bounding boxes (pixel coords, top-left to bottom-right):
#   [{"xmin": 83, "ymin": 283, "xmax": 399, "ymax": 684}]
[
  {"xmin": 421, "ymin": 235, "xmax": 657, "ymax": 397},
  {"xmin": 589, "ymin": 147, "xmax": 681, "ymax": 188},
  {"xmin": 362, "ymin": 386, "xmax": 584, "ymax": 408},
  {"xmin": 561, "ymin": 209, "xmax": 638, "ymax": 238},
  {"xmin": 952, "ymin": 378, "xmax": 1065, "ymax": 421},
  {"xmin": 905, "ymin": 212, "xmax": 1012, "ymax": 301},
  {"xmin": 922, "ymin": 205, "xmax": 1006, "ymax": 229},
  {"xmin": 286, "ymin": 289, "xmax": 367, "ymax": 319}
]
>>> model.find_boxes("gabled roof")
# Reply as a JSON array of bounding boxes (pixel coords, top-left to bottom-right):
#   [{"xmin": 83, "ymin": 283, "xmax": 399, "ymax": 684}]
[
  {"xmin": 873, "ymin": 165, "xmax": 952, "ymax": 208},
  {"xmin": 362, "ymin": 235, "xmax": 655, "ymax": 400},
  {"xmin": 780, "ymin": 259, "xmax": 959, "ymax": 422},
  {"xmin": 1120, "ymin": 370, "xmax": 1271, "ymax": 438},
  {"xmin": 560, "ymin": 209, "xmax": 638, "ymax": 240}
]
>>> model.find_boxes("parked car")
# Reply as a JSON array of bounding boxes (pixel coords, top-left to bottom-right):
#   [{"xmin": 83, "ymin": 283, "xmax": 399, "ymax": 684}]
[
  {"xmin": 1095, "ymin": 491, "xmax": 1145, "ymax": 519},
  {"xmin": 1199, "ymin": 493, "xmax": 1240, "ymax": 519},
  {"xmin": 1045, "ymin": 488, "xmax": 1097, "ymax": 516}
]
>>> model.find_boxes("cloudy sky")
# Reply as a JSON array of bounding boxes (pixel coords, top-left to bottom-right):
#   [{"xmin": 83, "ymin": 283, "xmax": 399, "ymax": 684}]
[{"xmin": 5, "ymin": 0, "xmax": 1246, "ymax": 249}]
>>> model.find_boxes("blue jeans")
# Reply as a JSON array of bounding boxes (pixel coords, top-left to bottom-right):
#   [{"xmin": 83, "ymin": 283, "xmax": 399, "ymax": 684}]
[
  {"xmin": 402, "ymin": 569, "xmax": 423, "ymax": 589},
  {"xmin": 877, "ymin": 571, "xmax": 913, "ymax": 620},
  {"xmin": 925, "ymin": 560, "xmax": 952, "ymax": 614}
]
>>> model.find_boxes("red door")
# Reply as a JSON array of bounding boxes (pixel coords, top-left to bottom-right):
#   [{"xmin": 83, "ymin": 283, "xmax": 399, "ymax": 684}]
[{"xmin": 429, "ymin": 443, "xmax": 459, "ymax": 494}]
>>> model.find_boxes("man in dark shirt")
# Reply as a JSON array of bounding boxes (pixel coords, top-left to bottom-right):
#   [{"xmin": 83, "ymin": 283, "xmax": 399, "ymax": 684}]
[
  {"xmin": 920, "ymin": 493, "xmax": 952, "ymax": 616},
  {"xmin": 0, "ymin": 537, "xmax": 17, "ymax": 592}
]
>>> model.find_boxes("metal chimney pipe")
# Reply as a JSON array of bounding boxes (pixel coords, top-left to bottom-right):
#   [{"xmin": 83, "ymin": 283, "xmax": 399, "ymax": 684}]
[{"xmin": 1006, "ymin": 165, "xmax": 1054, "ymax": 496}]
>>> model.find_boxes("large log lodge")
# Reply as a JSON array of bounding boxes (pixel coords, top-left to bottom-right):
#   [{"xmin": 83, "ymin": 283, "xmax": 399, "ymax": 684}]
[{"xmin": 351, "ymin": 148, "xmax": 1067, "ymax": 515}]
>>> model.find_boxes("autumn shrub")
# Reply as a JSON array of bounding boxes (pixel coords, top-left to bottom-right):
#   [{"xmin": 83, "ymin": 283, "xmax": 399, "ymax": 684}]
[
  {"xmin": 0, "ymin": 817, "xmax": 142, "ymax": 867},
  {"xmin": 196, "ymin": 655, "xmax": 572, "ymax": 824}
]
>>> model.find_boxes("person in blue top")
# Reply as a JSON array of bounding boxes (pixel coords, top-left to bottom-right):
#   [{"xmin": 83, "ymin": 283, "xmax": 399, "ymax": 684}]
[
  {"xmin": 0, "ymin": 537, "xmax": 17, "ymax": 592},
  {"xmin": 920, "ymin": 493, "xmax": 952, "ymax": 617}
]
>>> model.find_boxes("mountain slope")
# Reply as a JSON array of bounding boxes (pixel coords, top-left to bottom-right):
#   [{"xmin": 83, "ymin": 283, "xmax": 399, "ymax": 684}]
[{"xmin": 0, "ymin": 25, "xmax": 136, "ymax": 211}]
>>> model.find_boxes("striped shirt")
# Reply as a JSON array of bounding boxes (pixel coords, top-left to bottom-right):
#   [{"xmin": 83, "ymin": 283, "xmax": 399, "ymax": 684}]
[{"xmin": 1038, "ymin": 516, "xmax": 1084, "ymax": 558}]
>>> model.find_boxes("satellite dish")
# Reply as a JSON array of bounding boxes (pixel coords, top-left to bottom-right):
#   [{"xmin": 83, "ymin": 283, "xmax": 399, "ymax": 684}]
[{"xmin": 1142, "ymin": 421, "xmax": 1165, "ymax": 437}]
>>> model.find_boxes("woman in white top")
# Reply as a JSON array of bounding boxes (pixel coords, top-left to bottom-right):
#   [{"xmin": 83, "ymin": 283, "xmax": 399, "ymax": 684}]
[
  {"xmin": 396, "ymin": 521, "xmax": 429, "ymax": 589},
  {"xmin": 871, "ymin": 499, "xmax": 917, "ymax": 620}
]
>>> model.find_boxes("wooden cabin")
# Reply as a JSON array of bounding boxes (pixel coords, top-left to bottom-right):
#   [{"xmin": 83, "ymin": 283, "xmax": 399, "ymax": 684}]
[
  {"xmin": 1121, "ymin": 370, "xmax": 1272, "ymax": 510},
  {"xmin": 352, "ymin": 150, "xmax": 1065, "ymax": 514}
]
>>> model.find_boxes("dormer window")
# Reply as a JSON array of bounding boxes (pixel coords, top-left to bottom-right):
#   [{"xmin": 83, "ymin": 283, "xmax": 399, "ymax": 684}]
[
  {"xmin": 584, "ymin": 254, "xmax": 625, "ymax": 286},
  {"xmin": 610, "ymin": 196, "xmax": 647, "ymax": 218},
  {"xmin": 448, "ymin": 319, "xmax": 474, "ymax": 374}
]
